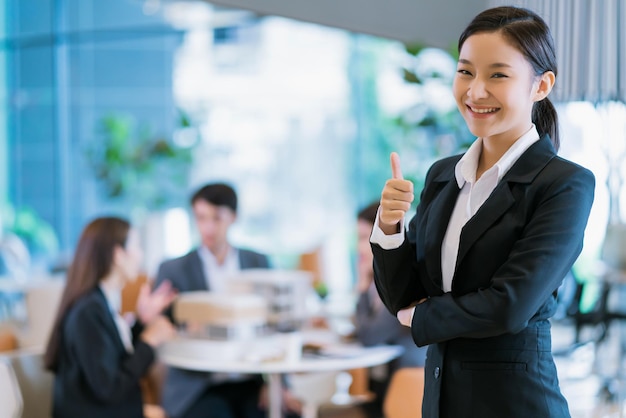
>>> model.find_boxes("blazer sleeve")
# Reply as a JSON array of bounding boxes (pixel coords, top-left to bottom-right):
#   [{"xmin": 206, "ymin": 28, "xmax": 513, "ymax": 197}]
[
  {"xmin": 155, "ymin": 259, "xmax": 179, "ymax": 289},
  {"xmin": 372, "ymin": 167, "xmax": 435, "ymax": 314},
  {"xmin": 66, "ymin": 302, "xmax": 155, "ymax": 403},
  {"xmin": 411, "ymin": 164, "xmax": 595, "ymax": 346}
]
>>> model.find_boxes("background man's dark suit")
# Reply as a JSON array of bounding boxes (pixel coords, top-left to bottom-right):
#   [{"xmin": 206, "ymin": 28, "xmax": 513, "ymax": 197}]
[{"xmin": 155, "ymin": 248, "xmax": 269, "ymax": 418}]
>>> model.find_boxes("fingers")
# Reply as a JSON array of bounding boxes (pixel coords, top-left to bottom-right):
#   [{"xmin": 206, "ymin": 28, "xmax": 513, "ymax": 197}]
[
  {"xmin": 379, "ymin": 152, "xmax": 414, "ymax": 229},
  {"xmin": 390, "ymin": 152, "xmax": 403, "ymax": 180},
  {"xmin": 137, "ymin": 283, "xmax": 150, "ymax": 302},
  {"xmin": 396, "ymin": 306, "xmax": 415, "ymax": 327},
  {"xmin": 141, "ymin": 315, "xmax": 177, "ymax": 346},
  {"xmin": 154, "ymin": 280, "xmax": 173, "ymax": 295},
  {"xmin": 153, "ymin": 280, "xmax": 178, "ymax": 304}
]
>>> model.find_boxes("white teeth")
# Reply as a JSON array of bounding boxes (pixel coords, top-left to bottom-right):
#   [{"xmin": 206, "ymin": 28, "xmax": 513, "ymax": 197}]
[{"xmin": 470, "ymin": 106, "xmax": 498, "ymax": 114}]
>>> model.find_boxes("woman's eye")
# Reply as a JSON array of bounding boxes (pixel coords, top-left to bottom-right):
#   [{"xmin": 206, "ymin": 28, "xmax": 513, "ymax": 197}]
[
  {"xmin": 492, "ymin": 73, "xmax": 508, "ymax": 78},
  {"xmin": 457, "ymin": 69, "xmax": 472, "ymax": 76}
]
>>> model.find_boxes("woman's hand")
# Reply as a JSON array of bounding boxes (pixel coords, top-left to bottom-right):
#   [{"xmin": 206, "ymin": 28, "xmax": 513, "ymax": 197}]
[
  {"xmin": 396, "ymin": 298, "xmax": 427, "ymax": 327},
  {"xmin": 140, "ymin": 315, "xmax": 177, "ymax": 347},
  {"xmin": 136, "ymin": 280, "xmax": 177, "ymax": 324},
  {"xmin": 397, "ymin": 306, "xmax": 415, "ymax": 327},
  {"xmin": 379, "ymin": 152, "xmax": 414, "ymax": 235}
]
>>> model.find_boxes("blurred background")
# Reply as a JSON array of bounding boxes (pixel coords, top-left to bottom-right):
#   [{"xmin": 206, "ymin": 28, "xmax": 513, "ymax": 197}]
[
  {"xmin": 0, "ymin": 0, "xmax": 624, "ymax": 303},
  {"xmin": 2, "ymin": 1, "xmax": 626, "ymax": 417}
]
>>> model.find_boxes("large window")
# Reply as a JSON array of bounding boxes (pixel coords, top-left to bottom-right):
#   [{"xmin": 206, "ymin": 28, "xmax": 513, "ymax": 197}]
[{"xmin": 6, "ymin": 0, "xmax": 613, "ymax": 295}]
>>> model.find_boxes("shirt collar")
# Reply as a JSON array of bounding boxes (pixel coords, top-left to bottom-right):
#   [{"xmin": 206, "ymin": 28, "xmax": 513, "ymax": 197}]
[
  {"xmin": 198, "ymin": 244, "xmax": 237, "ymax": 266},
  {"xmin": 98, "ymin": 282, "xmax": 121, "ymax": 314},
  {"xmin": 454, "ymin": 125, "xmax": 540, "ymax": 188}
]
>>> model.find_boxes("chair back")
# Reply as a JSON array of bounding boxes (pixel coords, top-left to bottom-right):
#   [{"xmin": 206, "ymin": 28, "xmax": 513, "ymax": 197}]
[
  {"xmin": 5, "ymin": 349, "xmax": 53, "ymax": 418},
  {"xmin": 0, "ymin": 358, "xmax": 23, "ymax": 418},
  {"xmin": 383, "ymin": 367, "xmax": 424, "ymax": 418},
  {"xmin": 0, "ymin": 330, "xmax": 18, "ymax": 352}
]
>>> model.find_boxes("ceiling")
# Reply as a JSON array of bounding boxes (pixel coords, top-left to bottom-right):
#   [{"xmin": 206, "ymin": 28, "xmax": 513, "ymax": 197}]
[{"xmin": 203, "ymin": 0, "xmax": 491, "ymax": 48}]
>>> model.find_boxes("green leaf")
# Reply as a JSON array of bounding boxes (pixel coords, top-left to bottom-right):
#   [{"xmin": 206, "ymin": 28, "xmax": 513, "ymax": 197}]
[
  {"xmin": 402, "ymin": 68, "xmax": 422, "ymax": 84},
  {"xmin": 404, "ymin": 42, "xmax": 426, "ymax": 56}
]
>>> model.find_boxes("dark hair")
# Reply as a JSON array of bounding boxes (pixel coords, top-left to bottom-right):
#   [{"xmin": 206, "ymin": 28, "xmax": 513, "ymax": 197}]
[
  {"xmin": 458, "ymin": 6, "xmax": 560, "ymax": 151},
  {"xmin": 44, "ymin": 217, "xmax": 130, "ymax": 372},
  {"xmin": 191, "ymin": 183, "xmax": 237, "ymax": 213},
  {"xmin": 358, "ymin": 202, "xmax": 380, "ymax": 225}
]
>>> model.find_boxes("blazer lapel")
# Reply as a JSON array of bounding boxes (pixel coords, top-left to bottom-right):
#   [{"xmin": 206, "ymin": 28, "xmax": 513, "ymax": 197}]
[
  {"xmin": 238, "ymin": 249, "xmax": 253, "ymax": 269},
  {"xmin": 456, "ymin": 182, "xmax": 515, "ymax": 266},
  {"xmin": 455, "ymin": 134, "xmax": 556, "ymax": 268},
  {"xmin": 94, "ymin": 288, "xmax": 127, "ymax": 353},
  {"xmin": 424, "ymin": 171, "xmax": 461, "ymax": 292},
  {"xmin": 188, "ymin": 251, "xmax": 209, "ymax": 291}
]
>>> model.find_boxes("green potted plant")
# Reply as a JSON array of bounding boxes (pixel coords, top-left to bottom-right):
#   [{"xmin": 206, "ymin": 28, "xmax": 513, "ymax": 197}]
[{"xmin": 85, "ymin": 111, "xmax": 198, "ymax": 213}]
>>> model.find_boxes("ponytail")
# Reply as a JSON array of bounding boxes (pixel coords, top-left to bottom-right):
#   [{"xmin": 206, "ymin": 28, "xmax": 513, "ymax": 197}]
[{"xmin": 532, "ymin": 98, "xmax": 559, "ymax": 152}]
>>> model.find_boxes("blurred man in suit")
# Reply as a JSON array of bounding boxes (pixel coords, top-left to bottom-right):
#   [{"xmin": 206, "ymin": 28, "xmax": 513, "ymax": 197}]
[{"xmin": 155, "ymin": 183, "xmax": 271, "ymax": 418}]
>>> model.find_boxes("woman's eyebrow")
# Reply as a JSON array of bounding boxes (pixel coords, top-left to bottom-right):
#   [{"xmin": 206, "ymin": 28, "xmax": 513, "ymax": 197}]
[{"xmin": 458, "ymin": 58, "xmax": 512, "ymax": 69}]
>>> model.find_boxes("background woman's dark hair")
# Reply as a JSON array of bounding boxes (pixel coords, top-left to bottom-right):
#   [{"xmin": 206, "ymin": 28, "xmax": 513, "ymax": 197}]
[
  {"xmin": 191, "ymin": 182, "xmax": 237, "ymax": 213},
  {"xmin": 44, "ymin": 217, "xmax": 130, "ymax": 372},
  {"xmin": 358, "ymin": 202, "xmax": 380, "ymax": 225},
  {"xmin": 458, "ymin": 6, "xmax": 560, "ymax": 151}
]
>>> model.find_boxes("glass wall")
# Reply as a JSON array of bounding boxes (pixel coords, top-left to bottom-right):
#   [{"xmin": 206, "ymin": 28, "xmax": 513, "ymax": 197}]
[
  {"xmin": 2, "ymin": 1, "xmax": 619, "ymax": 296},
  {"xmin": 2, "ymin": 0, "xmax": 183, "ymax": 272},
  {"xmin": 0, "ymin": 0, "xmax": 480, "ymax": 292}
]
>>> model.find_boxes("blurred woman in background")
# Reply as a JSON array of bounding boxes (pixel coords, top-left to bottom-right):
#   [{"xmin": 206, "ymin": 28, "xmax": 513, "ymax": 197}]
[{"xmin": 44, "ymin": 216, "xmax": 177, "ymax": 418}]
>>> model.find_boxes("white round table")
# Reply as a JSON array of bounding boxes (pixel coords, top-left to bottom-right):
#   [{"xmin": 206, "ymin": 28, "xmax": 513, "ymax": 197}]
[{"xmin": 159, "ymin": 336, "xmax": 403, "ymax": 418}]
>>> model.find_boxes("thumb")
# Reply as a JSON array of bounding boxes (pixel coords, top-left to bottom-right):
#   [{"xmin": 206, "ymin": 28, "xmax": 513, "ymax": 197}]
[{"xmin": 390, "ymin": 152, "xmax": 403, "ymax": 180}]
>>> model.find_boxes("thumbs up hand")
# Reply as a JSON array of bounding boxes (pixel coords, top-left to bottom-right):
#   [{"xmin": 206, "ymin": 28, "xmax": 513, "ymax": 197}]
[{"xmin": 379, "ymin": 152, "xmax": 414, "ymax": 234}]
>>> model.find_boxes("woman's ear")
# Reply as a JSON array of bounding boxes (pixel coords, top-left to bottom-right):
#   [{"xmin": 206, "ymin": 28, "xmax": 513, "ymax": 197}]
[{"xmin": 533, "ymin": 71, "xmax": 555, "ymax": 102}]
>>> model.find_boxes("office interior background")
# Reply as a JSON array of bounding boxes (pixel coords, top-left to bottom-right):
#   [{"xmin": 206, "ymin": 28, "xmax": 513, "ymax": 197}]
[{"xmin": 1, "ymin": 0, "xmax": 625, "ymax": 299}]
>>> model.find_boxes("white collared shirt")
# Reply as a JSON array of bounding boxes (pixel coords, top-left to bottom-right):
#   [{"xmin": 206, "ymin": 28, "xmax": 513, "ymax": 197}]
[
  {"xmin": 98, "ymin": 283, "xmax": 134, "ymax": 353},
  {"xmin": 197, "ymin": 245, "xmax": 240, "ymax": 292},
  {"xmin": 371, "ymin": 125, "xmax": 540, "ymax": 293}
]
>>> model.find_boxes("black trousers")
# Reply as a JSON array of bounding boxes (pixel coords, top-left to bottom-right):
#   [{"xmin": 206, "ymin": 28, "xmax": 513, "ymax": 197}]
[{"xmin": 181, "ymin": 379, "xmax": 265, "ymax": 418}]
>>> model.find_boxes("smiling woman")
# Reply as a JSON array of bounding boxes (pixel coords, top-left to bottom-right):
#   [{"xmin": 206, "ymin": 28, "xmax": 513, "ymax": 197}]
[
  {"xmin": 371, "ymin": 6, "xmax": 595, "ymax": 418},
  {"xmin": 453, "ymin": 28, "xmax": 557, "ymax": 156}
]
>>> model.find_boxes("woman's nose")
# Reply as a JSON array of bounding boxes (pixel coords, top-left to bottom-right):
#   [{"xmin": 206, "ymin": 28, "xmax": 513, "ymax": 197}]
[{"xmin": 467, "ymin": 78, "xmax": 488, "ymax": 100}]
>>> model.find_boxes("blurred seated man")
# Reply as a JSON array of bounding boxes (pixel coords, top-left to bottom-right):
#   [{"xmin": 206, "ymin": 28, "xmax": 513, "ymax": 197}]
[
  {"xmin": 155, "ymin": 183, "xmax": 300, "ymax": 418},
  {"xmin": 353, "ymin": 202, "xmax": 427, "ymax": 418}
]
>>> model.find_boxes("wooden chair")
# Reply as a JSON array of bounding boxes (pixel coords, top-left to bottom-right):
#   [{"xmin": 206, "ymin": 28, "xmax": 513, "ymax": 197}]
[
  {"xmin": 297, "ymin": 247, "xmax": 325, "ymax": 293},
  {"xmin": 347, "ymin": 366, "xmax": 380, "ymax": 404},
  {"xmin": 0, "ymin": 329, "xmax": 18, "ymax": 352},
  {"xmin": 383, "ymin": 367, "xmax": 425, "ymax": 418},
  {"xmin": 5, "ymin": 349, "xmax": 53, "ymax": 418},
  {"xmin": 0, "ymin": 358, "xmax": 23, "ymax": 418}
]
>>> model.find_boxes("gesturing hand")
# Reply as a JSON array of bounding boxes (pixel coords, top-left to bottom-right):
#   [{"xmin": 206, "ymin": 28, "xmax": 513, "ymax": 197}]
[
  {"xmin": 379, "ymin": 152, "xmax": 414, "ymax": 234},
  {"xmin": 136, "ymin": 280, "xmax": 177, "ymax": 324}
]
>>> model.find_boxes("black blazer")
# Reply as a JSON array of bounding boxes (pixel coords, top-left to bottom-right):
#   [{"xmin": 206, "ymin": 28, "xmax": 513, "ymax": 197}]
[
  {"xmin": 155, "ymin": 248, "xmax": 269, "ymax": 418},
  {"xmin": 52, "ymin": 287, "xmax": 155, "ymax": 418},
  {"xmin": 354, "ymin": 290, "xmax": 427, "ymax": 369},
  {"xmin": 373, "ymin": 135, "xmax": 595, "ymax": 418}
]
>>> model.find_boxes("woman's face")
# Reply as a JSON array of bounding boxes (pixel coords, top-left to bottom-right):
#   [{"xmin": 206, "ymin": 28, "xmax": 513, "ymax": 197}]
[
  {"xmin": 116, "ymin": 229, "xmax": 143, "ymax": 283},
  {"xmin": 453, "ymin": 31, "xmax": 550, "ymax": 145}
]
